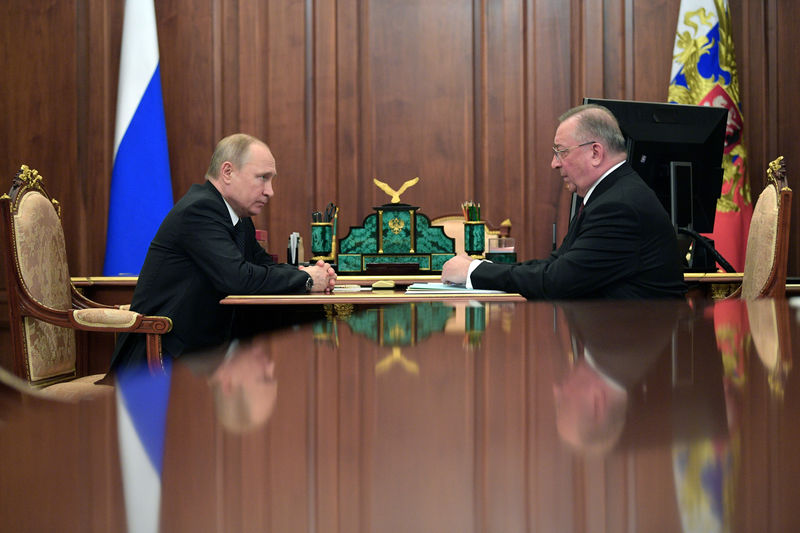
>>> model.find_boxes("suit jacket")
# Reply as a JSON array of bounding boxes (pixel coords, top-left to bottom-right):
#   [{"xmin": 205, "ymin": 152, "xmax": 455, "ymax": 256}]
[
  {"xmin": 472, "ymin": 162, "xmax": 686, "ymax": 299},
  {"xmin": 110, "ymin": 180, "xmax": 310, "ymax": 370}
]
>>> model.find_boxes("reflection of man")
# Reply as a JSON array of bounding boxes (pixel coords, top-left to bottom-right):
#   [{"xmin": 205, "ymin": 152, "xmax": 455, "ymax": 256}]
[
  {"xmin": 441, "ymin": 104, "xmax": 686, "ymax": 299},
  {"xmin": 111, "ymin": 134, "xmax": 336, "ymax": 370},
  {"xmin": 553, "ymin": 300, "xmax": 687, "ymax": 454},
  {"xmin": 181, "ymin": 336, "xmax": 278, "ymax": 434},
  {"xmin": 553, "ymin": 359, "xmax": 629, "ymax": 455}
]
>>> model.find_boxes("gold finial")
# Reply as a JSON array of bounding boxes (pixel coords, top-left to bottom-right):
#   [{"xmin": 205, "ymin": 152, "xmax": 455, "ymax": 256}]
[
  {"xmin": 373, "ymin": 176, "xmax": 419, "ymax": 203},
  {"xmin": 17, "ymin": 165, "xmax": 43, "ymax": 188},
  {"xmin": 767, "ymin": 156, "xmax": 786, "ymax": 187}
]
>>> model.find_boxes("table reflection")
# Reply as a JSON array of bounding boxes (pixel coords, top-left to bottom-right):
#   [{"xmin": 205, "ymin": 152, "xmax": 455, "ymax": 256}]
[
  {"xmin": 182, "ymin": 338, "xmax": 278, "ymax": 434},
  {"xmin": 1, "ymin": 298, "xmax": 798, "ymax": 532},
  {"xmin": 553, "ymin": 300, "xmax": 691, "ymax": 454}
]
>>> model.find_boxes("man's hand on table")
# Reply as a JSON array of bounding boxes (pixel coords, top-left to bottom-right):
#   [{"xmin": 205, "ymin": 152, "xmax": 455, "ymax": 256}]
[
  {"xmin": 299, "ymin": 260, "xmax": 338, "ymax": 292},
  {"xmin": 441, "ymin": 253, "xmax": 473, "ymax": 285}
]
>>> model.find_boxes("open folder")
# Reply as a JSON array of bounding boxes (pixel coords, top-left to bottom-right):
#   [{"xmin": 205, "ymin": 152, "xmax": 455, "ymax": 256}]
[{"xmin": 405, "ymin": 282, "xmax": 507, "ymax": 294}]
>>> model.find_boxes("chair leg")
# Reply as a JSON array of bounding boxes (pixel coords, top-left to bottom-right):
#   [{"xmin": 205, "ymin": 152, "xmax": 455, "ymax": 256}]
[{"xmin": 145, "ymin": 334, "xmax": 165, "ymax": 373}]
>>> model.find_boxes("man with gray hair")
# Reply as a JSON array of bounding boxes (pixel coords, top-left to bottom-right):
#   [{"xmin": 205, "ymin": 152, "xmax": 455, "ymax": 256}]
[
  {"xmin": 441, "ymin": 104, "xmax": 686, "ymax": 299},
  {"xmin": 110, "ymin": 133, "xmax": 336, "ymax": 370}
]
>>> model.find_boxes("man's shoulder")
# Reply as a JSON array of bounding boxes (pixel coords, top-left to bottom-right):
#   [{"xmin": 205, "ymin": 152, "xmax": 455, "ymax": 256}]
[
  {"xmin": 608, "ymin": 162, "xmax": 642, "ymax": 184},
  {"xmin": 603, "ymin": 164, "xmax": 655, "ymax": 198},
  {"xmin": 178, "ymin": 180, "xmax": 216, "ymax": 200},
  {"xmin": 174, "ymin": 181, "xmax": 225, "ymax": 212}
]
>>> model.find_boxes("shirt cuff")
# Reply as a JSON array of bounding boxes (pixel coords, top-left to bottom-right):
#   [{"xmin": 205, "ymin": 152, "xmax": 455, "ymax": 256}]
[{"xmin": 465, "ymin": 259, "xmax": 487, "ymax": 289}]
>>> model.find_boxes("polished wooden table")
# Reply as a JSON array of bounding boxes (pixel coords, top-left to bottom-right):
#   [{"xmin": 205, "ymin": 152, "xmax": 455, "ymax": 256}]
[
  {"xmin": 220, "ymin": 273, "xmax": 747, "ymax": 306},
  {"xmin": 222, "ymin": 288, "xmax": 527, "ymax": 305},
  {"xmin": 77, "ymin": 271, "xmax": 800, "ymax": 305},
  {"xmin": 2, "ymin": 298, "xmax": 798, "ymax": 532}
]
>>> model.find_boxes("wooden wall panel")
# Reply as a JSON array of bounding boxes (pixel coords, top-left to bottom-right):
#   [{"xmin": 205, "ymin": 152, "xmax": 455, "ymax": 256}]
[
  {"xmin": 1, "ymin": 1, "xmax": 79, "ymax": 269},
  {"xmin": 527, "ymin": 0, "xmax": 576, "ymax": 255},
  {"xmin": 630, "ymin": 0, "xmax": 678, "ymax": 102},
  {"xmin": 1, "ymin": 0, "xmax": 799, "ymax": 272},
  {"xmin": 484, "ymin": 0, "xmax": 525, "ymax": 249},
  {"xmin": 773, "ymin": 0, "xmax": 800, "ymax": 274},
  {"xmin": 157, "ymin": 0, "xmax": 216, "ymax": 202},
  {"xmin": 367, "ymin": 1, "xmax": 475, "ymax": 216},
  {"xmin": 260, "ymin": 0, "xmax": 310, "ymax": 254},
  {"xmin": 331, "ymin": 0, "xmax": 361, "ymax": 239}
]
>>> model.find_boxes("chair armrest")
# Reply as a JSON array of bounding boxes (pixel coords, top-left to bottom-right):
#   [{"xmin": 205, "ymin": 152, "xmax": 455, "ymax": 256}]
[
  {"xmin": 70, "ymin": 308, "xmax": 172, "ymax": 334},
  {"xmin": 71, "ymin": 308, "xmax": 171, "ymax": 374}
]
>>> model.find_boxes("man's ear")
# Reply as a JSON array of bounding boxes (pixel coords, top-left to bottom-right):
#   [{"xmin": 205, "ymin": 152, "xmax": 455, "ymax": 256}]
[
  {"xmin": 590, "ymin": 143, "xmax": 605, "ymax": 166},
  {"xmin": 220, "ymin": 161, "xmax": 234, "ymax": 183}
]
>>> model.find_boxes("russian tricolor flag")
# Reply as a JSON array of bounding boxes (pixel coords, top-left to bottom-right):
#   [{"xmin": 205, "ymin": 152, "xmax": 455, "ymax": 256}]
[{"xmin": 104, "ymin": 0, "xmax": 173, "ymax": 276}]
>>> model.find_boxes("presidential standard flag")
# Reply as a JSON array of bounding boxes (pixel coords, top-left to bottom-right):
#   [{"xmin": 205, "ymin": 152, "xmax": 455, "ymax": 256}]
[
  {"xmin": 104, "ymin": 0, "xmax": 173, "ymax": 276},
  {"xmin": 668, "ymin": 0, "xmax": 752, "ymax": 271}
]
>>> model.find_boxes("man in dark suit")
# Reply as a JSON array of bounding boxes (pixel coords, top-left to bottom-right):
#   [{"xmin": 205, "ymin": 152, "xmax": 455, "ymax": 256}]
[
  {"xmin": 110, "ymin": 133, "xmax": 337, "ymax": 370},
  {"xmin": 441, "ymin": 104, "xmax": 686, "ymax": 299}
]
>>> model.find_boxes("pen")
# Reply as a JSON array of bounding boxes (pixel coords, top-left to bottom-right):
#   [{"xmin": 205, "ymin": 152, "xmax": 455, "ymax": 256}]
[{"xmin": 325, "ymin": 202, "xmax": 336, "ymax": 222}]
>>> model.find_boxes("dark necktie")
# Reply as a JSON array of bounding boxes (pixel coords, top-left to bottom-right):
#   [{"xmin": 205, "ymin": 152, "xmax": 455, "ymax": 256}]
[
  {"xmin": 234, "ymin": 221, "xmax": 246, "ymax": 255},
  {"xmin": 577, "ymin": 202, "xmax": 585, "ymax": 218}
]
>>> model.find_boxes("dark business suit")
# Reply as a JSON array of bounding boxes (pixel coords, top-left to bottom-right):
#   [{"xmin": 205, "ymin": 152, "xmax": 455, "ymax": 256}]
[
  {"xmin": 472, "ymin": 162, "xmax": 686, "ymax": 299},
  {"xmin": 110, "ymin": 180, "xmax": 310, "ymax": 370}
]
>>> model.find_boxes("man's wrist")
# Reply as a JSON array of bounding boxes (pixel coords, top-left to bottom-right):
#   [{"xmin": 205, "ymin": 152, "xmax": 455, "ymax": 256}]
[
  {"xmin": 465, "ymin": 259, "xmax": 484, "ymax": 289},
  {"xmin": 305, "ymin": 273, "xmax": 314, "ymax": 293}
]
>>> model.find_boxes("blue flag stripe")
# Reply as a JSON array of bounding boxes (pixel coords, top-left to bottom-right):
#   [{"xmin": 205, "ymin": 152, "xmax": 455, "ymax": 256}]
[
  {"xmin": 104, "ymin": 65, "xmax": 173, "ymax": 276},
  {"xmin": 117, "ymin": 357, "xmax": 173, "ymax": 475}
]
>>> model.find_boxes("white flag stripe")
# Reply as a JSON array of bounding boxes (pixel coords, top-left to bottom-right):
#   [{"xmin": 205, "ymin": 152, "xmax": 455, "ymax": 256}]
[{"xmin": 114, "ymin": 0, "xmax": 161, "ymax": 155}]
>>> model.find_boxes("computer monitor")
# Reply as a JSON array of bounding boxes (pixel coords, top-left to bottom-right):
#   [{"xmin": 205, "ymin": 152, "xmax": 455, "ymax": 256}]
[{"xmin": 581, "ymin": 98, "xmax": 727, "ymax": 234}]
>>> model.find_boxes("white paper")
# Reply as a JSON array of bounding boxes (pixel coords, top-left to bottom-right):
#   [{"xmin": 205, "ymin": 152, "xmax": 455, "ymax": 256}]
[{"xmin": 405, "ymin": 282, "xmax": 507, "ymax": 294}]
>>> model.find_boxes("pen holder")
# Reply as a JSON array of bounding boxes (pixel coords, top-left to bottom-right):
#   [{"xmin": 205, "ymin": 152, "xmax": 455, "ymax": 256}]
[
  {"xmin": 463, "ymin": 221, "xmax": 485, "ymax": 257},
  {"xmin": 311, "ymin": 222, "xmax": 335, "ymax": 261}
]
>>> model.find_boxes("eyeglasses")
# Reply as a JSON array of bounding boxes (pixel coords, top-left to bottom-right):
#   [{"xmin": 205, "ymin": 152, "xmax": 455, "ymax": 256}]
[{"xmin": 552, "ymin": 141, "xmax": 596, "ymax": 161}]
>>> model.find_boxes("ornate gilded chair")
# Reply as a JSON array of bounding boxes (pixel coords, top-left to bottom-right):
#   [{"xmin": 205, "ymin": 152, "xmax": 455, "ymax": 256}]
[
  {"xmin": 736, "ymin": 157, "xmax": 792, "ymax": 299},
  {"xmin": 430, "ymin": 214, "xmax": 512, "ymax": 255},
  {"xmin": 0, "ymin": 166, "xmax": 172, "ymax": 397}
]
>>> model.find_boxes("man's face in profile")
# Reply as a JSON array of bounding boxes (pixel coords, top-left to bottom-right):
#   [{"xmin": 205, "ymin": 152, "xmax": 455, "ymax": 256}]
[
  {"xmin": 551, "ymin": 116, "xmax": 597, "ymax": 197},
  {"xmin": 224, "ymin": 143, "xmax": 277, "ymax": 218}
]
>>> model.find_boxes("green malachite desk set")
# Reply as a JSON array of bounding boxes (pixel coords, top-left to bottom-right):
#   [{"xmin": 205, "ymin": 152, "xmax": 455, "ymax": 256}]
[{"xmin": 311, "ymin": 177, "xmax": 486, "ymax": 274}]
